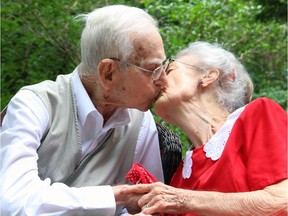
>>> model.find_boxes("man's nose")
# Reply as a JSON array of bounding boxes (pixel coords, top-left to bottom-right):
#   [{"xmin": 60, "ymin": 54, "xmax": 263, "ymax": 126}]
[{"xmin": 153, "ymin": 71, "xmax": 168, "ymax": 89}]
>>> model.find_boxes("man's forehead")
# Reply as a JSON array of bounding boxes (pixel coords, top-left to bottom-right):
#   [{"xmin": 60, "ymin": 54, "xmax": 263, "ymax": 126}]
[
  {"xmin": 129, "ymin": 30, "xmax": 164, "ymax": 62},
  {"xmin": 130, "ymin": 39, "xmax": 165, "ymax": 64}
]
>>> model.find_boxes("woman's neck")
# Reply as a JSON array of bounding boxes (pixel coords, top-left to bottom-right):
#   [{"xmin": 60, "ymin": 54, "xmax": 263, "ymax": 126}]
[{"xmin": 172, "ymin": 99, "xmax": 229, "ymax": 148}]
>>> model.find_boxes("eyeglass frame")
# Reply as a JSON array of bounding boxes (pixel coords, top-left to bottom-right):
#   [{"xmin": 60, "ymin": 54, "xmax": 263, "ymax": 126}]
[
  {"xmin": 168, "ymin": 58, "xmax": 206, "ymax": 72},
  {"xmin": 109, "ymin": 57, "xmax": 170, "ymax": 80}
]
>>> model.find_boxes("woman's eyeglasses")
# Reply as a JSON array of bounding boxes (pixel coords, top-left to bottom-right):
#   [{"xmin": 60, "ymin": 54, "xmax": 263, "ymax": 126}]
[{"xmin": 168, "ymin": 59, "xmax": 206, "ymax": 72}]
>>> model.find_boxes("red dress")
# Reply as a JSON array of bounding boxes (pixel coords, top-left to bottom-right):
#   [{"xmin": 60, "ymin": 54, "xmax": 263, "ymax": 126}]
[{"xmin": 170, "ymin": 98, "xmax": 287, "ymax": 216}]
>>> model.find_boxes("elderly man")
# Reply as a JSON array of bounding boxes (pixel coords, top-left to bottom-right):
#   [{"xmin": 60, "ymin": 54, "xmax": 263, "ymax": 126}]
[{"xmin": 1, "ymin": 5, "xmax": 168, "ymax": 215}]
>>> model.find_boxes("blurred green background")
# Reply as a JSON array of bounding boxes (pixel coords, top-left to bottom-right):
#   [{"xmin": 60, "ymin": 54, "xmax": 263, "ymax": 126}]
[{"xmin": 1, "ymin": 0, "xmax": 287, "ymax": 152}]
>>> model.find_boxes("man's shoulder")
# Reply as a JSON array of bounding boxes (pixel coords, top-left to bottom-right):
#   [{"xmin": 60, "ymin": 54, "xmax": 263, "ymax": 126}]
[{"xmin": 21, "ymin": 73, "xmax": 73, "ymax": 94}]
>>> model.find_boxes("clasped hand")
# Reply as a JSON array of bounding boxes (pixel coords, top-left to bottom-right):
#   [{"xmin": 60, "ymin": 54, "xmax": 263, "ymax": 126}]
[{"xmin": 120, "ymin": 182, "xmax": 188, "ymax": 216}]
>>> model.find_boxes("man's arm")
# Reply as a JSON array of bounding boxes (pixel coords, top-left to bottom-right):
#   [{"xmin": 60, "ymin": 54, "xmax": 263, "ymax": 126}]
[{"xmin": 1, "ymin": 90, "xmax": 116, "ymax": 215}]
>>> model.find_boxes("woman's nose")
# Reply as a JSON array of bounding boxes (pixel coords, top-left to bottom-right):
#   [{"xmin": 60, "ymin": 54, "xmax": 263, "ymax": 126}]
[{"xmin": 153, "ymin": 71, "xmax": 168, "ymax": 89}]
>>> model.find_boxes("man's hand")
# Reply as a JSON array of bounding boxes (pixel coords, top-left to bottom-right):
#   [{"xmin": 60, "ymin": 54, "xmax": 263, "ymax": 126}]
[{"xmin": 113, "ymin": 185, "xmax": 144, "ymax": 214}]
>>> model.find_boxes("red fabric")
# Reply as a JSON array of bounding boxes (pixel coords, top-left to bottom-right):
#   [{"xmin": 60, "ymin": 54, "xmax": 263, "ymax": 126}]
[
  {"xmin": 125, "ymin": 163, "xmax": 157, "ymax": 184},
  {"xmin": 170, "ymin": 98, "xmax": 287, "ymax": 216}
]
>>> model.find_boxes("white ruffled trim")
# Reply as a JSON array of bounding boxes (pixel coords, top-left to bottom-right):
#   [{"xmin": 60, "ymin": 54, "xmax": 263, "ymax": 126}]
[
  {"xmin": 204, "ymin": 106, "xmax": 245, "ymax": 160},
  {"xmin": 182, "ymin": 150, "xmax": 193, "ymax": 179},
  {"xmin": 182, "ymin": 106, "xmax": 245, "ymax": 179}
]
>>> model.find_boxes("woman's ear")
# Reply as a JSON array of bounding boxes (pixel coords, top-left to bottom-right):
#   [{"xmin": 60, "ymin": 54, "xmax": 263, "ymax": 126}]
[
  {"xmin": 97, "ymin": 59, "xmax": 118, "ymax": 90},
  {"xmin": 202, "ymin": 68, "xmax": 220, "ymax": 87}
]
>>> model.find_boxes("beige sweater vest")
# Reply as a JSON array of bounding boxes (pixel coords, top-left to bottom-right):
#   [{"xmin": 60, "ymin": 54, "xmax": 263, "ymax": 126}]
[{"xmin": 22, "ymin": 74, "xmax": 144, "ymax": 215}]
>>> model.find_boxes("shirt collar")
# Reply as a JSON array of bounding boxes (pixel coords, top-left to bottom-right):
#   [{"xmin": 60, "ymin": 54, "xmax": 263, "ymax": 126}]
[{"xmin": 72, "ymin": 69, "xmax": 95, "ymax": 126}]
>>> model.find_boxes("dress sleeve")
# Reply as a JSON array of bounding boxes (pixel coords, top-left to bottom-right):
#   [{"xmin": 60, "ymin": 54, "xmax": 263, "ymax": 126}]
[{"xmin": 240, "ymin": 98, "xmax": 287, "ymax": 190}]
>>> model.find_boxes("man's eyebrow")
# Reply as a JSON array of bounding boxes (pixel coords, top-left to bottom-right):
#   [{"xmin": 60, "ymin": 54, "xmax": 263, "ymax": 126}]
[{"xmin": 145, "ymin": 56, "xmax": 167, "ymax": 65}]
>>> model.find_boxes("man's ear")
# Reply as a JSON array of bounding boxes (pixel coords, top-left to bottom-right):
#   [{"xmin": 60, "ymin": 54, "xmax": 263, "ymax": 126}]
[
  {"xmin": 98, "ymin": 59, "xmax": 118, "ymax": 90},
  {"xmin": 202, "ymin": 68, "xmax": 220, "ymax": 87}
]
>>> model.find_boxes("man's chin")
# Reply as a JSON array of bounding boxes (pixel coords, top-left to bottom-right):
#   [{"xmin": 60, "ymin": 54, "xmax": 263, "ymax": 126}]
[{"xmin": 135, "ymin": 102, "xmax": 153, "ymax": 112}]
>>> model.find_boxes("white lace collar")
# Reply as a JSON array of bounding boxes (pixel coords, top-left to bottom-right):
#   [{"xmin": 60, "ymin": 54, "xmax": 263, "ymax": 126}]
[{"xmin": 182, "ymin": 106, "xmax": 245, "ymax": 179}]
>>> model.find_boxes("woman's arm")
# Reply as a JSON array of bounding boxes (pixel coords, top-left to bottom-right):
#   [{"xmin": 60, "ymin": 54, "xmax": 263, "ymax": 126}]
[{"xmin": 122, "ymin": 180, "xmax": 288, "ymax": 216}]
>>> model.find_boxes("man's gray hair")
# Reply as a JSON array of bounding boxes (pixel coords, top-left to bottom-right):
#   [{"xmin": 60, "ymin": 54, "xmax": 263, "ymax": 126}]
[
  {"xmin": 176, "ymin": 41, "xmax": 254, "ymax": 112},
  {"xmin": 75, "ymin": 5, "xmax": 158, "ymax": 76}
]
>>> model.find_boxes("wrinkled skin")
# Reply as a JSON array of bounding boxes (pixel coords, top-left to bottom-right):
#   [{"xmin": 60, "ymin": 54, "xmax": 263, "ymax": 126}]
[{"xmin": 121, "ymin": 179, "xmax": 288, "ymax": 216}]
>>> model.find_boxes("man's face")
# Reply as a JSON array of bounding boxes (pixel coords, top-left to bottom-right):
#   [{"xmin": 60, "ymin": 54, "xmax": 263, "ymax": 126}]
[{"xmin": 111, "ymin": 30, "xmax": 167, "ymax": 111}]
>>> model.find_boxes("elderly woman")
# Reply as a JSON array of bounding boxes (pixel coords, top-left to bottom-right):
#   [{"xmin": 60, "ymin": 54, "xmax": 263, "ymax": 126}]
[{"xmin": 123, "ymin": 41, "xmax": 287, "ymax": 216}]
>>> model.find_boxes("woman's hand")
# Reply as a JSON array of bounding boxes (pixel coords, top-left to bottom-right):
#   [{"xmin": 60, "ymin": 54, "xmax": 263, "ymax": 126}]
[
  {"xmin": 121, "ymin": 180, "xmax": 288, "ymax": 216},
  {"xmin": 121, "ymin": 182, "xmax": 190, "ymax": 215}
]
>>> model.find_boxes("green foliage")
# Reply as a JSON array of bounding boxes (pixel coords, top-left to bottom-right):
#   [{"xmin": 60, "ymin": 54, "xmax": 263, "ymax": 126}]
[
  {"xmin": 254, "ymin": 0, "xmax": 287, "ymax": 22},
  {"xmin": 1, "ymin": 0, "xmax": 83, "ymax": 107},
  {"xmin": 1, "ymin": 0, "xmax": 287, "ymax": 154}
]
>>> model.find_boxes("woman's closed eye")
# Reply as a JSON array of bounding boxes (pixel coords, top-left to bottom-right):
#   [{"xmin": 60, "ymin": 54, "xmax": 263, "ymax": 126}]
[{"xmin": 165, "ymin": 66, "xmax": 176, "ymax": 75}]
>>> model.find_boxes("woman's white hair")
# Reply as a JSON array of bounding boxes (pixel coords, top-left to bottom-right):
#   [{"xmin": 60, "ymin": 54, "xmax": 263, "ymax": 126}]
[
  {"xmin": 75, "ymin": 5, "xmax": 158, "ymax": 76},
  {"xmin": 176, "ymin": 41, "xmax": 254, "ymax": 112}
]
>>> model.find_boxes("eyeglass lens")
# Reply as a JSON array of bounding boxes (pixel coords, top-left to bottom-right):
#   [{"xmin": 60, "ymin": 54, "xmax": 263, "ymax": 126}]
[{"xmin": 152, "ymin": 59, "xmax": 170, "ymax": 80}]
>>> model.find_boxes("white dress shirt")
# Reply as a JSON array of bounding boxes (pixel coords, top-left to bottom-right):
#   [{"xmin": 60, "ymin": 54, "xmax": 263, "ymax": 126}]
[{"xmin": 0, "ymin": 71, "xmax": 164, "ymax": 216}]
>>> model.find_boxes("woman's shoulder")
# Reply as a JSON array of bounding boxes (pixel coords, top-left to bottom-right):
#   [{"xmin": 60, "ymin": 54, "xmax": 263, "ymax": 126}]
[
  {"xmin": 238, "ymin": 97, "xmax": 286, "ymax": 126},
  {"xmin": 250, "ymin": 97, "xmax": 279, "ymax": 106},
  {"xmin": 246, "ymin": 97, "xmax": 285, "ymax": 113}
]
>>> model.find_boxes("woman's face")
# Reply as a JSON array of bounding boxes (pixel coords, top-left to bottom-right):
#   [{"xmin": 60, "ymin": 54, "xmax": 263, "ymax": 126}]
[{"xmin": 154, "ymin": 55, "xmax": 204, "ymax": 118}]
